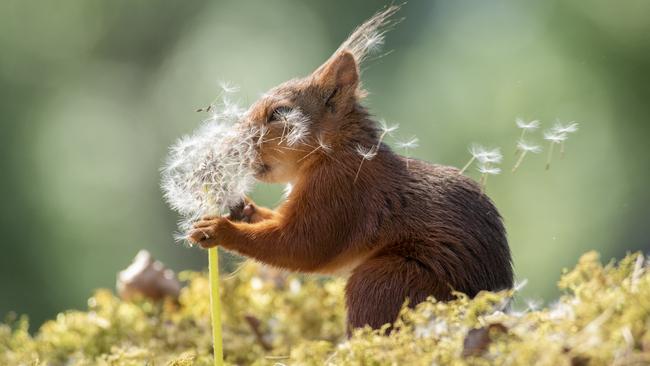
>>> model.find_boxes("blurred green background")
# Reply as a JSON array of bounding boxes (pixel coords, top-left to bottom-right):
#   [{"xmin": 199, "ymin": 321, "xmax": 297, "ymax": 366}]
[{"xmin": 1, "ymin": 0, "xmax": 649, "ymax": 328}]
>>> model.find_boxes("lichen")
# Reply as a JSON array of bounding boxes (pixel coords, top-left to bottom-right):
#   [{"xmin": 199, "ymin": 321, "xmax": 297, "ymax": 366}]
[{"xmin": 2, "ymin": 251, "xmax": 649, "ymax": 365}]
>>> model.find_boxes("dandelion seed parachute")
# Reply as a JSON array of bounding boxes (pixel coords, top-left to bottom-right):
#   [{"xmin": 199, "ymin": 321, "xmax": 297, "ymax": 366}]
[{"xmin": 515, "ymin": 118, "xmax": 541, "ymax": 132}]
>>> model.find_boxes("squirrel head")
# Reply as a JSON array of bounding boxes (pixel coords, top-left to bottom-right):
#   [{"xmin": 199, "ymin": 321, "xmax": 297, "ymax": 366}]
[{"xmin": 243, "ymin": 6, "xmax": 401, "ymax": 184}]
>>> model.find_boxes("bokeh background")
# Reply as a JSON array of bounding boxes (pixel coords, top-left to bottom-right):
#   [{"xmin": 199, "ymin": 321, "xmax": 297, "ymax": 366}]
[{"xmin": 1, "ymin": 0, "xmax": 649, "ymax": 329}]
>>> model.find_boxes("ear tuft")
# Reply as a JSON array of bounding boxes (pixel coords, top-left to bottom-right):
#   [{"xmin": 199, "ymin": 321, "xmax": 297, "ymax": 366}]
[{"xmin": 317, "ymin": 51, "xmax": 359, "ymax": 90}]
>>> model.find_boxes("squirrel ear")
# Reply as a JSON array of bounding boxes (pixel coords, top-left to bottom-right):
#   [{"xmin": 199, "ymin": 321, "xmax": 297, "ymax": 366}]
[{"xmin": 314, "ymin": 51, "xmax": 359, "ymax": 92}]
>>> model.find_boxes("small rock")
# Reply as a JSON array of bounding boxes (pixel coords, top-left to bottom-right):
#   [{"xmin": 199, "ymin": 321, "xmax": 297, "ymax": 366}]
[{"xmin": 116, "ymin": 250, "xmax": 181, "ymax": 301}]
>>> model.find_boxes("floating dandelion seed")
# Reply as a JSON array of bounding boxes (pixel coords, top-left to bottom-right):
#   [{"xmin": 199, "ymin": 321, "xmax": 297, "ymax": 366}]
[
  {"xmin": 297, "ymin": 134, "xmax": 332, "ymax": 163},
  {"xmin": 275, "ymin": 108, "xmax": 310, "ymax": 146},
  {"xmin": 354, "ymin": 144, "xmax": 378, "ymax": 182},
  {"xmin": 552, "ymin": 121, "xmax": 579, "ymax": 158},
  {"xmin": 525, "ymin": 298, "xmax": 543, "ymax": 312},
  {"xmin": 379, "ymin": 119, "xmax": 399, "ymax": 135},
  {"xmin": 356, "ymin": 144, "xmax": 378, "ymax": 160},
  {"xmin": 397, "ymin": 137, "xmax": 419, "ymax": 169},
  {"xmin": 512, "ymin": 140, "xmax": 542, "ymax": 173},
  {"xmin": 477, "ymin": 163, "xmax": 501, "ymax": 189},
  {"xmin": 353, "ymin": 119, "xmax": 398, "ymax": 183},
  {"xmin": 196, "ymin": 81, "xmax": 242, "ymax": 113},
  {"xmin": 516, "ymin": 118, "xmax": 541, "ymax": 133},
  {"xmin": 218, "ymin": 81, "xmax": 240, "ymax": 94},
  {"xmin": 543, "ymin": 130, "xmax": 568, "ymax": 170},
  {"xmin": 459, "ymin": 144, "xmax": 501, "ymax": 175},
  {"xmin": 515, "ymin": 118, "xmax": 540, "ymax": 154}
]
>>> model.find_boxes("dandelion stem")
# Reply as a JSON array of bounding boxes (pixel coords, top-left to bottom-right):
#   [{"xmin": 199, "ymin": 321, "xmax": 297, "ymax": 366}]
[
  {"xmin": 480, "ymin": 172, "xmax": 487, "ymax": 190},
  {"xmin": 404, "ymin": 148, "xmax": 410, "ymax": 169},
  {"xmin": 208, "ymin": 248, "xmax": 224, "ymax": 366},
  {"xmin": 515, "ymin": 130, "xmax": 526, "ymax": 155},
  {"xmin": 546, "ymin": 142, "xmax": 555, "ymax": 170},
  {"xmin": 512, "ymin": 151, "xmax": 527, "ymax": 173},
  {"xmin": 459, "ymin": 157, "xmax": 475, "ymax": 175},
  {"xmin": 354, "ymin": 159, "xmax": 365, "ymax": 183},
  {"xmin": 560, "ymin": 141, "xmax": 565, "ymax": 158}
]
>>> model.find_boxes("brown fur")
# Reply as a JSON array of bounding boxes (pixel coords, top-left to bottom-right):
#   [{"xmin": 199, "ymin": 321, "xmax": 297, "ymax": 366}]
[{"xmin": 189, "ymin": 7, "xmax": 513, "ymax": 334}]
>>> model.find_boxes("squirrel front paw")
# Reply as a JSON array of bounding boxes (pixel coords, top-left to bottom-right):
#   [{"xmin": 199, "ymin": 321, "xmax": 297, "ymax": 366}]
[{"xmin": 188, "ymin": 216, "xmax": 228, "ymax": 248}]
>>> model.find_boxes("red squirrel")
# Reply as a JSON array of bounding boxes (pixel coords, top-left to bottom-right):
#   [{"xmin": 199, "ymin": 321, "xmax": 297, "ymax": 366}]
[{"xmin": 188, "ymin": 6, "xmax": 513, "ymax": 333}]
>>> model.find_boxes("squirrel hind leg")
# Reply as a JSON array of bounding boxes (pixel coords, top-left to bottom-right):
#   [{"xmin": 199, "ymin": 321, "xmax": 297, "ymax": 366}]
[{"xmin": 344, "ymin": 250, "xmax": 452, "ymax": 335}]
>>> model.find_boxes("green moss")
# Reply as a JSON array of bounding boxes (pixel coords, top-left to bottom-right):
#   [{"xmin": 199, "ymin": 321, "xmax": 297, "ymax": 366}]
[{"xmin": 2, "ymin": 251, "xmax": 649, "ymax": 365}]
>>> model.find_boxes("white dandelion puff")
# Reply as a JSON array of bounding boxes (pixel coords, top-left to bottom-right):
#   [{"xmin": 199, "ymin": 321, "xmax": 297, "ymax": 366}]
[
  {"xmin": 525, "ymin": 298, "xmax": 543, "ymax": 312},
  {"xmin": 516, "ymin": 118, "xmax": 541, "ymax": 132},
  {"xmin": 460, "ymin": 144, "xmax": 502, "ymax": 175},
  {"xmin": 397, "ymin": 137, "xmax": 419, "ymax": 169},
  {"xmin": 297, "ymin": 134, "xmax": 332, "ymax": 163},
  {"xmin": 514, "ymin": 279, "xmax": 528, "ymax": 292},
  {"xmin": 515, "ymin": 118, "xmax": 541, "ymax": 155},
  {"xmin": 552, "ymin": 121, "xmax": 578, "ymax": 158},
  {"xmin": 552, "ymin": 121, "xmax": 579, "ymax": 134},
  {"xmin": 544, "ymin": 130, "xmax": 568, "ymax": 143},
  {"xmin": 317, "ymin": 135, "xmax": 332, "ymax": 153},
  {"xmin": 354, "ymin": 119, "xmax": 397, "ymax": 183},
  {"xmin": 355, "ymin": 144, "xmax": 378, "ymax": 160},
  {"xmin": 512, "ymin": 140, "xmax": 542, "ymax": 173},
  {"xmin": 276, "ymin": 108, "xmax": 310, "ymax": 146},
  {"xmin": 354, "ymin": 144, "xmax": 378, "ymax": 183},
  {"xmin": 396, "ymin": 137, "xmax": 419, "ymax": 150},
  {"xmin": 219, "ymin": 81, "xmax": 240, "ymax": 94},
  {"xmin": 477, "ymin": 148, "xmax": 503, "ymax": 164},
  {"xmin": 477, "ymin": 164, "xmax": 501, "ymax": 175},
  {"xmin": 477, "ymin": 160, "xmax": 501, "ymax": 190},
  {"xmin": 161, "ymin": 98, "xmax": 261, "ymax": 240},
  {"xmin": 543, "ymin": 129, "xmax": 569, "ymax": 170},
  {"xmin": 379, "ymin": 119, "xmax": 399, "ymax": 135}
]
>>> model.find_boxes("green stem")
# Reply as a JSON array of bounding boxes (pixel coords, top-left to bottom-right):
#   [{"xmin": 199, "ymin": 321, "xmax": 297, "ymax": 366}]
[
  {"xmin": 512, "ymin": 151, "xmax": 527, "ymax": 173},
  {"xmin": 515, "ymin": 130, "xmax": 526, "ymax": 155},
  {"xmin": 209, "ymin": 248, "xmax": 224, "ymax": 366},
  {"xmin": 459, "ymin": 157, "xmax": 475, "ymax": 175},
  {"xmin": 546, "ymin": 142, "xmax": 555, "ymax": 170}
]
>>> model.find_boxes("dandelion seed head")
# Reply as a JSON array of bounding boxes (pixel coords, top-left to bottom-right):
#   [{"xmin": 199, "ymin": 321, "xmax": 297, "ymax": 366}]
[
  {"xmin": 552, "ymin": 121, "xmax": 579, "ymax": 134},
  {"xmin": 516, "ymin": 118, "xmax": 541, "ymax": 131},
  {"xmin": 355, "ymin": 144, "xmax": 378, "ymax": 160},
  {"xmin": 544, "ymin": 130, "xmax": 568, "ymax": 143},
  {"xmin": 161, "ymin": 88, "xmax": 261, "ymax": 236},
  {"xmin": 517, "ymin": 140, "xmax": 542, "ymax": 153}
]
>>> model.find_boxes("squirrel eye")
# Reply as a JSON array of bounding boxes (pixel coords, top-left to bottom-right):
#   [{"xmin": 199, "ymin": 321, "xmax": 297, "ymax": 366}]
[{"xmin": 268, "ymin": 106, "xmax": 292, "ymax": 123}]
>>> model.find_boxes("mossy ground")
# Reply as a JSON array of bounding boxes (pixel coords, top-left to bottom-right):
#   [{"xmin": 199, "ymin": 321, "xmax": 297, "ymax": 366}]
[{"xmin": 2, "ymin": 251, "xmax": 649, "ymax": 365}]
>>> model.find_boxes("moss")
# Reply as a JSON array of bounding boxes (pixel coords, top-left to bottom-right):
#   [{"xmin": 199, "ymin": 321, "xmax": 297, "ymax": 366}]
[{"xmin": 2, "ymin": 251, "xmax": 649, "ymax": 365}]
